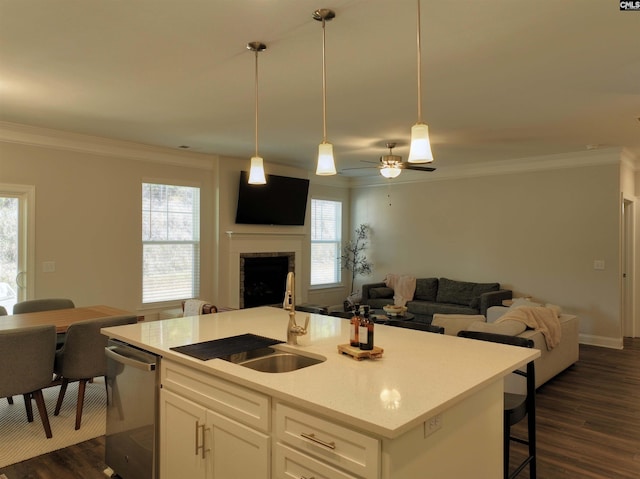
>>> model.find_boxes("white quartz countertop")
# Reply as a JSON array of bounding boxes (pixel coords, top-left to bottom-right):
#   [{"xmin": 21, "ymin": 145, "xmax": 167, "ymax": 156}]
[{"xmin": 102, "ymin": 306, "xmax": 539, "ymax": 439}]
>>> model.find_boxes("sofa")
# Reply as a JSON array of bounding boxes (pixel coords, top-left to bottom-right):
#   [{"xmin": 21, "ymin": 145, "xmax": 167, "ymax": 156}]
[
  {"xmin": 361, "ymin": 277, "xmax": 513, "ymax": 322},
  {"xmin": 431, "ymin": 301, "xmax": 580, "ymax": 389}
]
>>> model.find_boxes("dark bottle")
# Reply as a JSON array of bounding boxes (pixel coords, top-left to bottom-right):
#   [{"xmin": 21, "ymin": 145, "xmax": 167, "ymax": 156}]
[
  {"xmin": 350, "ymin": 304, "xmax": 360, "ymax": 347},
  {"xmin": 359, "ymin": 305, "xmax": 374, "ymax": 350}
]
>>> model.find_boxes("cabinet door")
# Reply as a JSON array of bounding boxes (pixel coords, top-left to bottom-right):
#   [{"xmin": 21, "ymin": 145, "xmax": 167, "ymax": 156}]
[
  {"xmin": 160, "ymin": 389, "xmax": 207, "ymax": 479},
  {"xmin": 207, "ymin": 409, "xmax": 270, "ymax": 479}
]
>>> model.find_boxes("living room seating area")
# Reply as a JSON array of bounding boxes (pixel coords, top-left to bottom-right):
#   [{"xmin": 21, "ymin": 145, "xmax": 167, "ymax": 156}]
[{"xmin": 361, "ymin": 276, "xmax": 513, "ymax": 322}]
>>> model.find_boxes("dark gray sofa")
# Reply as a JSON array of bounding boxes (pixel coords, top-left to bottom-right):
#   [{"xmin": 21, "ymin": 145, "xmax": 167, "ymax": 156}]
[{"xmin": 361, "ymin": 277, "xmax": 512, "ymax": 323}]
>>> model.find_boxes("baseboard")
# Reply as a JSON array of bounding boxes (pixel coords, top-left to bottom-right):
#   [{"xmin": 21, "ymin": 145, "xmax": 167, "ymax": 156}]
[{"xmin": 579, "ymin": 333, "xmax": 624, "ymax": 349}]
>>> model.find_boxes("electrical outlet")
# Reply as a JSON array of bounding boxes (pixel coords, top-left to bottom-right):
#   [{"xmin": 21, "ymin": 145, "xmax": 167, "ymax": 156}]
[
  {"xmin": 424, "ymin": 414, "xmax": 442, "ymax": 438},
  {"xmin": 593, "ymin": 260, "xmax": 605, "ymax": 270}
]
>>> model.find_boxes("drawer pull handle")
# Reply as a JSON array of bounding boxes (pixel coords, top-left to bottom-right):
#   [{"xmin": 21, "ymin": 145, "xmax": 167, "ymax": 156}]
[
  {"xmin": 301, "ymin": 476, "xmax": 316, "ymax": 479},
  {"xmin": 195, "ymin": 420, "xmax": 201, "ymax": 456},
  {"xmin": 195, "ymin": 421, "xmax": 210, "ymax": 458},
  {"xmin": 300, "ymin": 432, "xmax": 336, "ymax": 450}
]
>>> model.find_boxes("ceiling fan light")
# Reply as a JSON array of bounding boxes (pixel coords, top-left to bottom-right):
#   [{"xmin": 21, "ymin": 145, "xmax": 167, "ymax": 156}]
[
  {"xmin": 248, "ymin": 156, "xmax": 266, "ymax": 184},
  {"xmin": 316, "ymin": 142, "xmax": 337, "ymax": 175},
  {"xmin": 380, "ymin": 166, "xmax": 402, "ymax": 178},
  {"xmin": 408, "ymin": 123, "xmax": 434, "ymax": 163}
]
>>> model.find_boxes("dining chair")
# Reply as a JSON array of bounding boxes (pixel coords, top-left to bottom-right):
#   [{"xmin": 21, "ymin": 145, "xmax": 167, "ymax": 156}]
[
  {"xmin": 53, "ymin": 314, "xmax": 137, "ymax": 430},
  {"xmin": 457, "ymin": 330, "xmax": 536, "ymax": 479},
  {"xmin": 0, "ymin": 324, "xmax": 57, "ymax": 438},
  {"xmin": 1, "ymin": 305, "xmax": 12, "ymax": 404},
  {"xmin": 12, "ymin": 298, "xmax": 75, "ymax": 314},
  {"xmin": 13, "ymin": 297, "xmax": 75, "ymax": 349}
]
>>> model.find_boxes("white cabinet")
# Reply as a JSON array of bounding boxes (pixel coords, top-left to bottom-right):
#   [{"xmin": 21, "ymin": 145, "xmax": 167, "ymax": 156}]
[{"xmin": 160, "ymin": 360, "xmax": 270, "ymax": 479}]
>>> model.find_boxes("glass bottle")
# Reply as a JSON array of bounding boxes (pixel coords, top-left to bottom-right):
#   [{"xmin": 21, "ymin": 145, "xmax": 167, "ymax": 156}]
[
  {"xmin": 359, "ymin": 305, "xmax": 374, "ymax": 350},
  {"xmin": 350, "ymin": 304, "xmax": 360, "ymax": 347}
]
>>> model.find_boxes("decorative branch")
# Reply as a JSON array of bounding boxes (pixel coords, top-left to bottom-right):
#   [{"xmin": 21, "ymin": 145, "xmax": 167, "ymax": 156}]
[{"xmin": 341, "ymin": 224, "xmax": 373, "ymax": 295}]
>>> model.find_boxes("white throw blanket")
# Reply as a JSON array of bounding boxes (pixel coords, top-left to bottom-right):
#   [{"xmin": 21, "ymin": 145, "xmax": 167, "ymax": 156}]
[
  {"xmin": 496, "ymin": 306, "xmax": 562, "ymax": 350},
  {"xmin": 384, "ymin": 273, "xmax": 416, "ymax": 307},
  {"xmin": 184, "ymin": 299, "xmax": 207, "ymax": 317}
]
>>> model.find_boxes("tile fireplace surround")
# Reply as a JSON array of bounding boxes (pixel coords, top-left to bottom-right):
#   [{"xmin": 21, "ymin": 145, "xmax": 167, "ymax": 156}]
[{"xmin": 226, "ymin": 231, "xmax": 304, "ymax": 309}]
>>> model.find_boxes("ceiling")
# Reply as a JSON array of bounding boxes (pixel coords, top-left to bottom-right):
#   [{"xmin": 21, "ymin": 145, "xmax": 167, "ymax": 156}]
[{"xmin": 1, "ymin": 0, "xmax": 639, "ymax": 176}]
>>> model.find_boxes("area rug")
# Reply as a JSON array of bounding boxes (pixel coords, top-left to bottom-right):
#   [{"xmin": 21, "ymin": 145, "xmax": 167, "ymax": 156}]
[{"xmin": 0, "ymin": 379, "xmax": 106, "ymax": 469}]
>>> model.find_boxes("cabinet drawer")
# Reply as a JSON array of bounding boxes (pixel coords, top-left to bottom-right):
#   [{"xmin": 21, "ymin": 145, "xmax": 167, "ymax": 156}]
[
  {"xmin": 161, "ymin": 360, "xmax": 269, "ymax": 432},
  {"xmin": 275, "ymin": 443, "xmax": 359, "ymax": 479},
  {"xmin": 275, "ymin": 402, "xmax": 379, "ymax": 478}
]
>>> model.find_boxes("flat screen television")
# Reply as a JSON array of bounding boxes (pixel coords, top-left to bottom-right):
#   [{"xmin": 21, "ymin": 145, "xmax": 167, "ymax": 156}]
[{"xmin": 235, "ymin": 171, "xmax": 310, "ymax": 226}]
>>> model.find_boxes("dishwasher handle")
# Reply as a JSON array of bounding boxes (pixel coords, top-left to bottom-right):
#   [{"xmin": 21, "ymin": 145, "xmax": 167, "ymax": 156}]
[{"xmin": 106, "ymin": 345, "xmax": 156, "ymax": 372}]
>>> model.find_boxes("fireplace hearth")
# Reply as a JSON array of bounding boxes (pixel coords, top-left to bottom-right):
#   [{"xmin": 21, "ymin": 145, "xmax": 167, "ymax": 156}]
[{"xmin": 240, "ymin": 252, "xmax": 295, "ymax": 309}]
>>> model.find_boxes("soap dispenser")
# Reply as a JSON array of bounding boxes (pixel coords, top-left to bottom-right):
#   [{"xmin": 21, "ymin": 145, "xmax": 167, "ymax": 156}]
[{"xmin": 359, "ymin": 305, "xmax": 374, "ymax": 350}]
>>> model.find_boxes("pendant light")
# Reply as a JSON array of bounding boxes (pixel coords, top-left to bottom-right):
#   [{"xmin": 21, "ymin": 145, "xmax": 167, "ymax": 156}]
[
  {"xmin": 313, "ymin": 8, "xmax": 337, "ymax": 176},
  {"xmin": 247, "ymin": 41, "xmax": 267, "ymax": 184},
  {"xmin": 407, "ymin": 0, "xmax": 434, "ymax": 164}
]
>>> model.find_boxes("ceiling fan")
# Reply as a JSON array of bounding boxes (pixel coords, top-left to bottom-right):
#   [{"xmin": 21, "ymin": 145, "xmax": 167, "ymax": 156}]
[{"xmin": 342, "ymin": 142, "xmax": 436, "ymax": 178}]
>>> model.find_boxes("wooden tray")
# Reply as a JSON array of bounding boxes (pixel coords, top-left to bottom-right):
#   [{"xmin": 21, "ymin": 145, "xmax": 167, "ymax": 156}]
[{"xmin": 337, "ymin": 344, "xmax": 384, "ymax": 360}]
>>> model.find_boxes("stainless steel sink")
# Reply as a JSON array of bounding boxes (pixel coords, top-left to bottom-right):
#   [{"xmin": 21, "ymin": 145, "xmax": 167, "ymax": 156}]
[{"xmin": 221, "ymin": 346, "xmax": 325, "ymax": 373}]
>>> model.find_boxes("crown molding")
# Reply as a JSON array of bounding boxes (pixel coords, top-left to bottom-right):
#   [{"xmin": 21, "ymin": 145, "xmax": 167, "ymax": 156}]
[
  {"xmin": 349, "ymin": 147, "xmax": 627, "ymax": 188},
  {"xmin": 0, "ymin": 121, "xmax": 216, "ymax": 170}
]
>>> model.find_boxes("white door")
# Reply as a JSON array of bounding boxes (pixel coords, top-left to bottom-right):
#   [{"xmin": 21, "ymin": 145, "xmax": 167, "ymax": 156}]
[
  {"xmin": 0, "ymin": 184, "xmax": 34, "ymax": 313},
  {"xmin": 159, "ymin": 389, "xmax": 207, "ymax": 479},
  {"xmin": 207, "ymin": 409, "xmax": 270, "ymax": 479}
]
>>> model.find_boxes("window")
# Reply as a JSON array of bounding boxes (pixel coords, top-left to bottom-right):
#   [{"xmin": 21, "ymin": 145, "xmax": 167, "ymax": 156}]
[
  {"xmin": 142, "ymin": 183, "xmax": 200, "ymax": 304},
  {"xmin": 310, "ymin": 199, "xmax": 342, "ymax": 286}
]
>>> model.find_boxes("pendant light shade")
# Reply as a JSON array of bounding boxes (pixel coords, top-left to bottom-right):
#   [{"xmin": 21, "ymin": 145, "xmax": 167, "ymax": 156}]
[
  {"xmin": 248, "ymin": 156, "xmax": 266, "ymax": 184},
  {"xmin": 247, "ymin": 41, "xmax": 267, "ymax": 184},
  {"xmin": 314, "ymin": 9, "xmax": 337, "ymax": 176},
  {"xmin": 316, "ymin": 142, "xmax": 336, "ymax": 175},
  {"xmin": 408, "ymin": 0, "xmax": 434, "ymax": 164},
  {"xmin": 408, "ymin": 123, "xmax": 434, "ymax": 163}
]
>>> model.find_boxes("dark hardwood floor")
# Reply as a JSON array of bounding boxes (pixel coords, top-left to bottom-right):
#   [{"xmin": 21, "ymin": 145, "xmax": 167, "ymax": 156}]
[{"xmin": 2, "ymin": 339, "xmax": 639, "ymax": 479}]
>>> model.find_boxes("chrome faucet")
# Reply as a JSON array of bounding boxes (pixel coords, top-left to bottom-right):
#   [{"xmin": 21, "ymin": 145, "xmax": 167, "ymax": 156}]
[{"xmin": 283, "ymin": 272, "xmax": 309, "ymax": 345}]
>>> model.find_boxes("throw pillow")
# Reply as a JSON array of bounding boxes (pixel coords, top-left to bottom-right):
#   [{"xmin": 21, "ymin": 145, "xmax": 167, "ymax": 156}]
[
  {"xmin": 414, "ymin": 278, "xmax": 438, "ymax": 301},
  {"xmin": 432, "ymin": 314, "xmax": 486, "ymax": 336},
  {"xmin": 466, "ymin": 319, "xmax": 527, "ymax": 336},
  {"xmin": 369, "ymin": 287, "xmax": 394, "ymax": 299},
  {"xmin": 436, "ymin": 278, "xmax": 477, "ymax": 306}
]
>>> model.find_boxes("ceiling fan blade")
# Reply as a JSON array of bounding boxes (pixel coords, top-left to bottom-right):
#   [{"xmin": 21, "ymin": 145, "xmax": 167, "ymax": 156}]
[
  {"xmin": 401, "ymin": 164, "xmax": 436, "ymax": 172},
  {"xmin": 340, "ymin": 166, "xmax": 378, "ymax": 172}
]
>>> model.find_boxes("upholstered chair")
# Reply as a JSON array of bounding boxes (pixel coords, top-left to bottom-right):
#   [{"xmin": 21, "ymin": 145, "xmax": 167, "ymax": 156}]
[
  {"xmin": 53, "ymin": 314, "xmax": 137, "ymax": 430},
  {"xmin": 12, "ymin": 298, "xmax": 75, "ymax": 314},
  {"xmin": 0, "ymin": 324, "xmax": 57, "ymax": 438}
]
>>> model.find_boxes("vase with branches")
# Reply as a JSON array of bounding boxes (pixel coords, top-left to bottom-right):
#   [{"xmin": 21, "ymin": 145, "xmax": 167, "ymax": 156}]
[{"xmin": 341, "ymin": 224, "xmax": 373, "ymax": 304}]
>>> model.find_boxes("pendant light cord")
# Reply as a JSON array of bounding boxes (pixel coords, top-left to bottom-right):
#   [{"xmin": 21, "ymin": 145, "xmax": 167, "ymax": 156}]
[
  {"xmin": 321, "ymin": 17, "xmax": 328, "ymax": 143},
  {"xmin": 254, "ymin": 49, "xmax": 259, "ymax": 157},
  {"xmin": 416, "ymin": 0, "xmax": 422, "ymax": 124}
]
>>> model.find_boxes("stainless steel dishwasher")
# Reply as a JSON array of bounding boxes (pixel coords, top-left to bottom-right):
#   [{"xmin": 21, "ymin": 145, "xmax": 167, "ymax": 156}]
[{"xmin": 105, "ymin": 339, "xmax": 159, "ymax": 479}]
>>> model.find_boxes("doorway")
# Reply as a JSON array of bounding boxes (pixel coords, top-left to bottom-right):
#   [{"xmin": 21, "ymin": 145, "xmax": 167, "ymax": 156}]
[{"xmin": 0, "ymin": 184, "xmax": 35, "ymax": 312}]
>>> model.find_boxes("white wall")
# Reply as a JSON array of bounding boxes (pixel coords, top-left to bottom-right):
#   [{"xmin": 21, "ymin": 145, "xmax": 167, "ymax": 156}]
[
  {"xmin": 0, "ymin": 130, "xmax": 216, "ymax": 316},
  {"xmin": 350, "ymin": 155, "xmax": 625, "ymax": 347}
]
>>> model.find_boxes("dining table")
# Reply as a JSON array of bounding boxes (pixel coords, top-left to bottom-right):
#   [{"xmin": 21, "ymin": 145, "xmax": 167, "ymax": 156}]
[{"xmin": 0, "ymin": 305, "xmax": 135, "ymax": 333}]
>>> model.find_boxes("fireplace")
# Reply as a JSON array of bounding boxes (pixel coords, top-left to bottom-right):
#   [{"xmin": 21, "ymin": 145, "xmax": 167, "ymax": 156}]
[{"xmin": 240, "ymin": 252, "xmax": 295, "ymax": 309}]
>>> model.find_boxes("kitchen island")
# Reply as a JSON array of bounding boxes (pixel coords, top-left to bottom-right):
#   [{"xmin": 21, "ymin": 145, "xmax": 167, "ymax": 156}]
[{"xmin": 102, "ymin": 306, "xmax": 539, "ymax": 479}]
